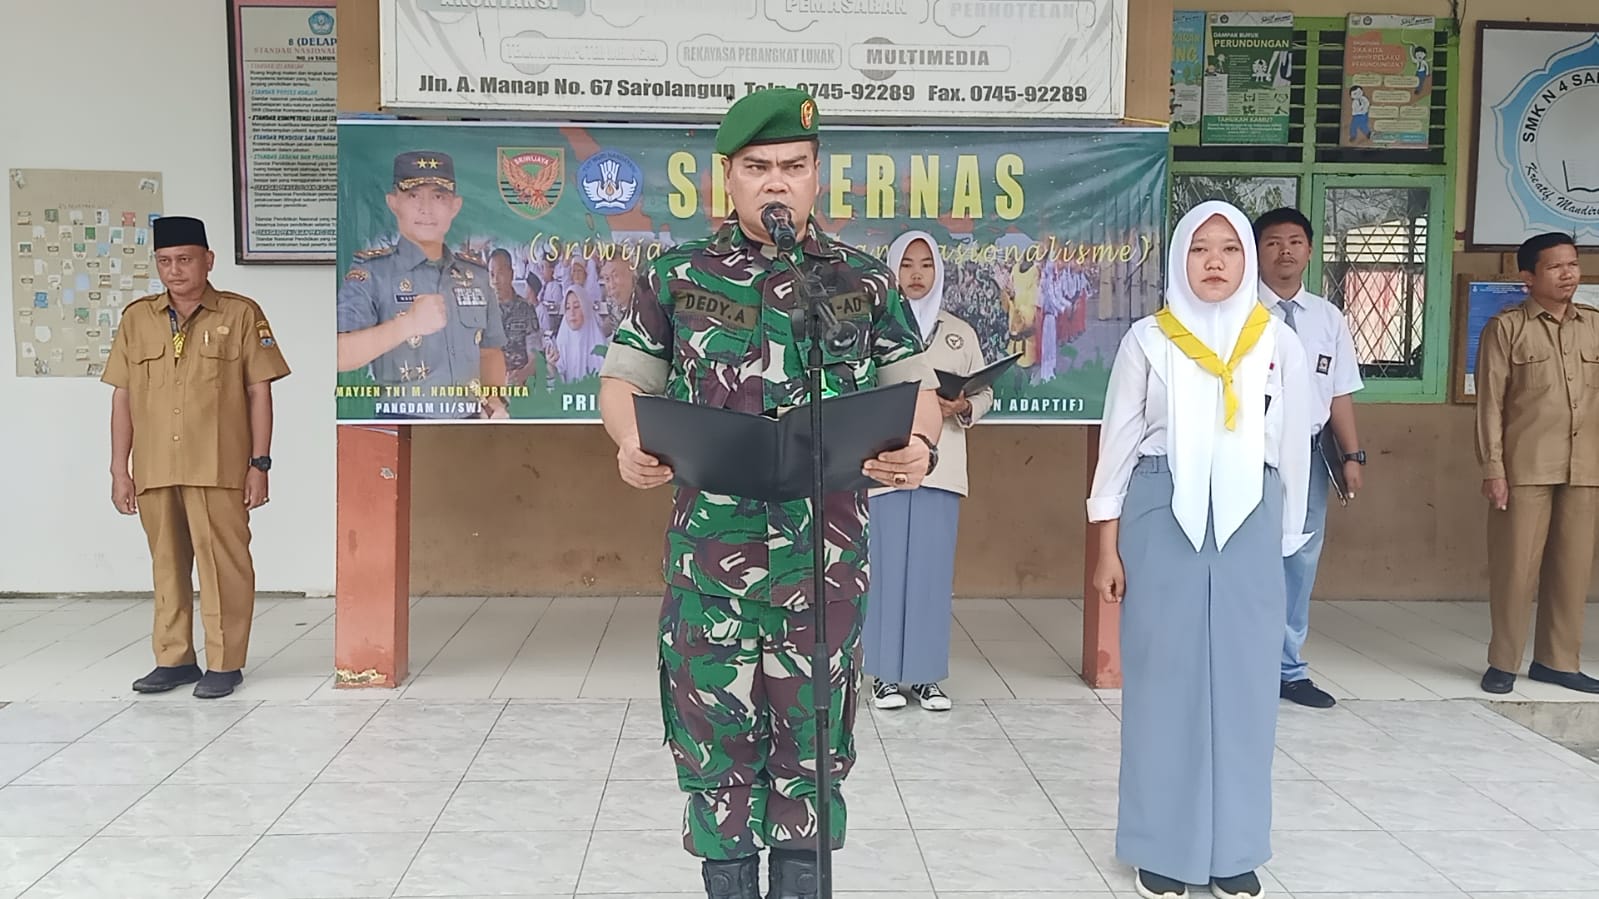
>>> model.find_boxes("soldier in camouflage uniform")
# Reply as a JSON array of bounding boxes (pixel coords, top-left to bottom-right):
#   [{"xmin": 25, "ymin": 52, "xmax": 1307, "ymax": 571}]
[
  {"xmin": 598, "ymin": 89, "xmax": 942, "ymax": 899},
  {"xmin": 489, "ymin": 247, "xmax": 542, "ymax": 386}
]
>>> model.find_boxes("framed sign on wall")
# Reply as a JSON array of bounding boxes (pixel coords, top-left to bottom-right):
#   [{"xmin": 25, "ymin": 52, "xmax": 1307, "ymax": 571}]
[
  {"xmin": 1450, "ymin": 274, "xmax": 1599, "ymax": 403},
  {"xmin": 1467, "ymin": 22, "xmax": 1599, "ymax": 251},
  {"xmin": 226, "ymin": 0, "xmax": 339, "ymax": 263}
]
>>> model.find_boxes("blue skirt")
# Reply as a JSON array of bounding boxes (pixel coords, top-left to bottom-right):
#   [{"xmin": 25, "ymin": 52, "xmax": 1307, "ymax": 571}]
[
  {"xmin": 1116, "ymin": 456, "xmax": 1284, "ymax": 884},
  {"xmin": 863, "ymin": 487, "xmax": 961, "ymax": 684}
]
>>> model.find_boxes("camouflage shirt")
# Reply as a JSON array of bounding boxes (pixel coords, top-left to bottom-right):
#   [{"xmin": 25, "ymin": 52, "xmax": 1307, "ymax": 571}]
[
  {"xmin": 500, "ymin": 295, "xmax": 541, "ymax": 375},
  {"xmin": 601, "ymin": 216, "xmax": 934, "ymax": 610}
]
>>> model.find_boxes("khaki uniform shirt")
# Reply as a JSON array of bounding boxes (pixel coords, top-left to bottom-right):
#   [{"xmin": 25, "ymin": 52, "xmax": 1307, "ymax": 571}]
[
  {"xmin": 102, "ymin": 285, "xmax": 291, "ymax": 492},
  {"xmin": 1475, "ymin": 299, "xmax": 1599, "ymax": 486},
  {"xmin": 869, "ymin": 311, "xmax": 994, "ymax": 498}
]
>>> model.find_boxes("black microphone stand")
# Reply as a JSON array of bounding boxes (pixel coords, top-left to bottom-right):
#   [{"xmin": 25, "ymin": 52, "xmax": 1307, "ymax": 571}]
[{"xmin": 777, "ymin": 237, "xmax": 838, "ymax": 899}]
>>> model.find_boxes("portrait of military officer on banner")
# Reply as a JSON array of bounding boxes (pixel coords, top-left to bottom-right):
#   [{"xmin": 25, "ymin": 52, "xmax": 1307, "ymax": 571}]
[{"xmin": 336, "ymin": 150, "xmax": 511, "ymax": 420}]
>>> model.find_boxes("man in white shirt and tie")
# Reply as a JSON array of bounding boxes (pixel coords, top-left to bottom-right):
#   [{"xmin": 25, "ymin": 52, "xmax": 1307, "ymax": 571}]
[{"xmin": 1254, "ymin": 207, "xmax": 1367, "ymax": 709}]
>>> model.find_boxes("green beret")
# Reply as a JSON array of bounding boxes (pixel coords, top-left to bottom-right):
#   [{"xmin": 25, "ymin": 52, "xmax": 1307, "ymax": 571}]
[{"xmin": 714, "ymin": 88, "xmax": 820, "ymax": 157}]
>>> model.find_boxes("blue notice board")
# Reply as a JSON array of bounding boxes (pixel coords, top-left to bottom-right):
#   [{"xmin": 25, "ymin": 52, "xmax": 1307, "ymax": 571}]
[
  {"xmin": 1458, "ymin": 281, "xmax": 1527, "ymax": 400},
  {"xmin": 1455, "ymin": 278, "xmax": 1599, "ymax": 401}
]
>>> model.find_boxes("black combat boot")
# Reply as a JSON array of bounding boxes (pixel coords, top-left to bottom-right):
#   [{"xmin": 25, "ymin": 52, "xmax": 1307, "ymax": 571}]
[
  {"xmin": 701, "ymin": 854, "xmax": 760, "ymax": 899},
  {"xmin": 766, "ymin": 848, "xmax": 818, "ymax": 899}
]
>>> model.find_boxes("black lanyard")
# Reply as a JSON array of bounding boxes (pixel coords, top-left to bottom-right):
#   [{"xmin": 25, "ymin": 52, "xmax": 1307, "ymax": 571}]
[{"xmin": 167, "ymin": 306, "xmax": 186, "ymax": 359}]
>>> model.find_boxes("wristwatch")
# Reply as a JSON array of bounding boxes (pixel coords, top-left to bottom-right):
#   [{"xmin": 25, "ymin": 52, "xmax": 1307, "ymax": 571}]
[
  {"xmin": 249, "ymin": 456, "xmax": 272, "ymax": 472},
  {"xmin": 912, "ymin": 433, "xmax": 938, "ymax": 475},
  {"xmin": 1343, "ymin": 450, "xmax": 1366, "ymax": 465}
]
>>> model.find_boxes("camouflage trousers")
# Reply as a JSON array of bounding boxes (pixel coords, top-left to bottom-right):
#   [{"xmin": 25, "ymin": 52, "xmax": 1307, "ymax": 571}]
[{"xmin": 658, "ymin": 586, "xmax": 864, "ymax": 860}]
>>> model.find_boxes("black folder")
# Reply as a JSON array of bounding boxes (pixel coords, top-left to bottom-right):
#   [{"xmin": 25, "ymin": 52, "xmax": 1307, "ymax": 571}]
[
  {"xmin": 1318, "ymin": 428, "xmax": 1350, "ymax": 506},
  {"xmin": 934, "ymin": 352, "xmax": 1022, "ymax": 400},
  {"xmin": 633, "ymin": 381, "xmax": 920, "ymax": 502}
]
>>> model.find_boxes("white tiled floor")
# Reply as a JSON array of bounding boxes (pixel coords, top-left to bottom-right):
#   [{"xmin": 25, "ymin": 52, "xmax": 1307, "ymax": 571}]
[
  {"xmin": 2, "ymin": 595, "xmax": 1597, "ymax": 703},
  {"xmin": 0, "ymin": 595, "xmax": 1598, "ymax": 898}
]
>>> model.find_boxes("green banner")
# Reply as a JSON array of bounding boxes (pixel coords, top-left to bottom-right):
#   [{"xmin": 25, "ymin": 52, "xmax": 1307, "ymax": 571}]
[
  {"xmin": 1171, "ymin": 11, "xmax": 1207, "ymax": 146},
  {"xmin": 1340, "ymin": 14, "xmax": 1436, "ymax": 149},
  {"xmin": 1202, "ymin": 12, "xmax": 1295, "ymax": 145},
  {"xmin": 335, "ymin": 120, "xmax": 1168, "ymax": 423}
]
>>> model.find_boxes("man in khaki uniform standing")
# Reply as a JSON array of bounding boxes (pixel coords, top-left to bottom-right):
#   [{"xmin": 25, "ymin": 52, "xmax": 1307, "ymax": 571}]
[
  {"xmin": 1476, "ymin": 231, "xmax": 1599, "ymax": 695},
  {"xmin": 102, "ymin": 216, "xmax": 291, "ymax": 699}
]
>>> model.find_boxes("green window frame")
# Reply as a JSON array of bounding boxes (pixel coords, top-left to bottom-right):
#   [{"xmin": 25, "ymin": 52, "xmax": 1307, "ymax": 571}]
[{"xmin": 1169, "ymin": 16, "xmax": 1461, "ymax": 403}]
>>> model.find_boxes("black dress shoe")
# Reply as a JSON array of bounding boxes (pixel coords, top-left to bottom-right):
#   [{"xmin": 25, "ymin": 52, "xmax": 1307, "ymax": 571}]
[
  {"xmin": 701, "ymin": 855, "xmax": 759, "ymax": 899},
  {"xmin": 193, "ymin": 669, "xmax": 244, "ymax": 699},
  {"xmin": 1480, "ymin": 667, "xmax": 1516, "ymax": 694},
  {"xmin": 1136, "ymin": 869, "xmax": 1188, "ymax": 898},
  {"xmin": 1280, "ymin": 679, "xmax": 1337, "ymax": 708},
  {"xmin": 1528, "ymin": 662, "xmax": 1599, "ymax": 694},
  {"xmin": 767, "ymin": 848, "xmax": 818, "ymax": 899},
  {"xmin": 1211, "ymin": 870, "xmax": 1263, "ymax": 898},
  {"xmin": 131, "ymin": 664, "xmax": 203, "ymax": 693}
]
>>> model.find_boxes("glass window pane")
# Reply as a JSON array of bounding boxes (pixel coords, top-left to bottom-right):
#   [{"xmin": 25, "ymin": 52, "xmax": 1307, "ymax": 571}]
[
  {"xmin": 1320, "ymin": 186, "xmax": 1430, "ymax": 380},
  {"xmin": 1171, "ymin": 175, "xmax": 1300, "ymax": 223}
]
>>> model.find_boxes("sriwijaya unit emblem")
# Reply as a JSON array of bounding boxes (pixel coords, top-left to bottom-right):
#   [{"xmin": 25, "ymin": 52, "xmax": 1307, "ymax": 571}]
[{"xmin": 498, "ymin": 148, "xmax": 565, "ymax": 220}]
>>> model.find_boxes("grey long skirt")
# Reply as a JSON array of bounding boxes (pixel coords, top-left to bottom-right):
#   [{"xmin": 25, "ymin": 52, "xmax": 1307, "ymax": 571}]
[
  {"xmin": 1116, "ymin": 455, "xmax": 1285, "ymax": 884},
  {"xmin": 863, "ymin": 487, "xmax": 961, "ymax": 684}
]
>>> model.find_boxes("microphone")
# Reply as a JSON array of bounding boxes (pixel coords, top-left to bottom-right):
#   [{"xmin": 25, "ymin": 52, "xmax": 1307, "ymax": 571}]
[{"xmin": 761, "ymin": 202, "xmax": 798, "ymax": 251}]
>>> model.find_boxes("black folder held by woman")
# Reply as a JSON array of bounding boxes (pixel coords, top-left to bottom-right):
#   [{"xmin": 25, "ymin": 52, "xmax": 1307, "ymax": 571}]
[
  {"xmin": 935, "ymin": 352, "xmax": 1022, "ymax": 400},
  {"xmin": 633, "ymin": 381, "xmax": 920, "ymax": 503}
]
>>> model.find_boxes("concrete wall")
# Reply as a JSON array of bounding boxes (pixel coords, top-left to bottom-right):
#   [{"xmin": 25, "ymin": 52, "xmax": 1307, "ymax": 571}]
[{"xmin": 0, "ymin": 0, "xmax": 336, "ymax": 594}]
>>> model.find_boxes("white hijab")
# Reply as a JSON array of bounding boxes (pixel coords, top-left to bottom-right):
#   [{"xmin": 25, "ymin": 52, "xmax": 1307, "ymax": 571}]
[
  {"xmin": 887, "ymin": 231, "xmax": 945, "ymax": 341},
  {"xmin": 554, "ymin": 285, "xmax": 606, "ymax": 381},
  {"xmin": 1142, "ymin": 200, "xmax": 1276, "ymax": 552}
]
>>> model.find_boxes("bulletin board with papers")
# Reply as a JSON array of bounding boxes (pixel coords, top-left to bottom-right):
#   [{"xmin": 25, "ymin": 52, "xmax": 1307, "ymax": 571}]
[{"xmin": 8, "ymin": 168, "xmax": 164, "ymax": 378}]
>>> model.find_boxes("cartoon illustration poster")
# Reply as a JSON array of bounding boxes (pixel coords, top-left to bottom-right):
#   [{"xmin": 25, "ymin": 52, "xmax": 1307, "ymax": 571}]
[
  {"xmin": 333, "ymin": 120, "xmax": 1169, "ymax": 423},
  {"xmin": 1339, "ymin": 15, "xmax": 1436, "ymax": 150}
]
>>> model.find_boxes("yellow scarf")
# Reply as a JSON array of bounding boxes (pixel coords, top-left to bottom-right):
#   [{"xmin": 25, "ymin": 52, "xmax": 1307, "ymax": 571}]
[{"xmin": 1154, "ymin": 302, "xmax": 1270, "ymax": 430}]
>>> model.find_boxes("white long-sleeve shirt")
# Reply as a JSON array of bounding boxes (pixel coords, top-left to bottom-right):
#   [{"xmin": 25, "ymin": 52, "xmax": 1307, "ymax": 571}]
[{"xmin": 1087, "ymin": 316, "xmax": 1315, "ymax": 557}]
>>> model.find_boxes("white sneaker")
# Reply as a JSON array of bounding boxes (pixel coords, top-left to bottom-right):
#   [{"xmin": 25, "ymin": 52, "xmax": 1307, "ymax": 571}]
[
  {"xmin": 911, "ymin": 682, "xmax": 952, "ymax": 711},
  {"xmin": 872, "ymin": 680, "xmax": 906, "ymax": 709}
]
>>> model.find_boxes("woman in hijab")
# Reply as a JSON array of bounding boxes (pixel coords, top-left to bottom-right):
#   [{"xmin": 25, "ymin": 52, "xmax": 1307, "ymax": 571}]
[
  {"xmin": 1087, "ymin": 201, "xmax": 1313, "ymax": 899},
  {"xmin": 865, "ymin": 231, "xmax": 994, "ymax": 712},
  {"xmin": 570, "ymin": 255, "xmax": 603, "ymax": 309},
  {"xmin": 547, "ymin": 284, "xmax": 607, "ymax": 382}
]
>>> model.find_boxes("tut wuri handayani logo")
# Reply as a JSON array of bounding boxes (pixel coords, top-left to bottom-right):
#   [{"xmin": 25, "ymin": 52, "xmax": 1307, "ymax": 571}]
[
  {"xmin": 1494, "ymin": 35, "xmax": 1599, "ymax": 238},
  {"xmin": 578, "ymin": 150, "xmax": 642, "ymax": 216}
]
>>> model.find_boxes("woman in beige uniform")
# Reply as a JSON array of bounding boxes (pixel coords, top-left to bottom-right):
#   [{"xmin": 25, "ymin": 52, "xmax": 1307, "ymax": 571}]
[{"xmin": 866, "ymin": 231, "xmax": 994, "ymax": 711}]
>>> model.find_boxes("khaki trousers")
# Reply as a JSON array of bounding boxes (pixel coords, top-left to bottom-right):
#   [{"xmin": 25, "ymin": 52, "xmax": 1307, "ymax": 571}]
[
  {"xmin": 1486, "ymin": 484, "xmax": 1598, "ymax": 673},
  {"xmin": 137, "ymin": 486, "xmax": 257, "ymax": 671}
]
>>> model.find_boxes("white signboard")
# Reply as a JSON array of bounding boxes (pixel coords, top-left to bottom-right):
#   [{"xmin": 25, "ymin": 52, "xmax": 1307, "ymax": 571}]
[
  {"xmin": 379, "ymin": 0, "xmax": 1127, "ymax": 120},
  {"xmin": 1470, "ymin": 24, "xmax": 1599, "ymax": 249}
]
